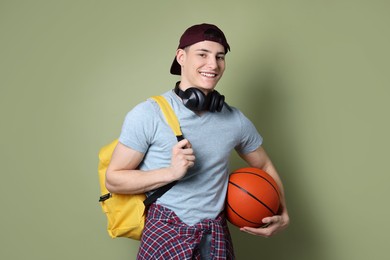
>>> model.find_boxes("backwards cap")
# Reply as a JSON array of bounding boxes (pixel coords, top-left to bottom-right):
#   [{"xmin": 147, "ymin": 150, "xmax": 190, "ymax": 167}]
[{"xmin": 170, "ymin": 23, "xmax": 230, "ymax": 75}]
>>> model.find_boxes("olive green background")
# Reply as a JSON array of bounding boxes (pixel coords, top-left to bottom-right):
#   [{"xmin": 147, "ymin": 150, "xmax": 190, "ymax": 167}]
[{"xmin": 1, "ymin": 0, "xmax": 389, "ymax": 259}]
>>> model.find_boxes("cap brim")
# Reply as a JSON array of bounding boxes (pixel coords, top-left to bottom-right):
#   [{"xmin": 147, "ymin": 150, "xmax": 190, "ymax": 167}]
[{"xmin": 170, "ymin": 57, "xmax": 181, "ymax": 75}]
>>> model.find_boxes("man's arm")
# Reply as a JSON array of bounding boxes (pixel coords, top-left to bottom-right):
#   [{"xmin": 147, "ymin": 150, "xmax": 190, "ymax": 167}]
[
  {"xmin": 105, "ymin": 139, "xmax": 195, "ymax": 194},
  {"xmin": 238, "ymin": 146, "xmax": 290, "ymax": 237}
]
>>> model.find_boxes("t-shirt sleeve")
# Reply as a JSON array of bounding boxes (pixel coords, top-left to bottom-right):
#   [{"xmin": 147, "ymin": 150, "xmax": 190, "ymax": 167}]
[
  {"xmin": 118, "ymin": 101, "xmax": 156, "ymax": 153},
  {"xmin": 234, "ymin": 110, "xmax": 263, "ymax": 154}
]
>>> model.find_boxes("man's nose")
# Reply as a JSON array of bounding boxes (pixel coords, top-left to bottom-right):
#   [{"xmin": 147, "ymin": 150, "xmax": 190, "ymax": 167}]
[{"xmin": 206, "ymin": 57, "xmax": 218, "ymax": 69}]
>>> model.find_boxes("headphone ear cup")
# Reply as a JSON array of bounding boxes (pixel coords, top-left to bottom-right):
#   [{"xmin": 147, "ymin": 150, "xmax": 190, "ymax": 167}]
[
  {"xmin": 182, "ymin": 88, "xmax": 206, "ymax": 111},
  {"xmin": 209, "ymin": 91, "xmax": 225, "ymax": 112}
]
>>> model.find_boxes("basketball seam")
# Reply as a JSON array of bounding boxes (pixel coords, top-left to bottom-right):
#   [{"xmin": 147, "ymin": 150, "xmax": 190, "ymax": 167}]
[
  {"xmin": 231, "ymin": 171, "xmax": 280, "ymax": 201},
  {"xmin": 226, "ymin": 202, "xmax": 262, "ymax": 226},
  {"xmin": 228, "ymin": 181, "xmax": 277, "ymax": 215}
]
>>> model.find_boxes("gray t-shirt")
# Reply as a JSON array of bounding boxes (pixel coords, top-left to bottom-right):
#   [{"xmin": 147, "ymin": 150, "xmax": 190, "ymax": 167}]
[{"xmin": 119, "ymin": 90, "xmax": 262, "ymax": 225}]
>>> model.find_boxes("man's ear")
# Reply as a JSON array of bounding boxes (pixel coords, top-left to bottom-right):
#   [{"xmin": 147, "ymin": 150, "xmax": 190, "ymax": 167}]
[{"xmin": 176, "ymin": 49, "xmax": 186, "ymax": 66}]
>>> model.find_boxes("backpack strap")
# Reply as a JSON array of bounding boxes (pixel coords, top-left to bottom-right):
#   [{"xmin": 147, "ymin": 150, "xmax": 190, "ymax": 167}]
[
  {"xmin": 151, "ymin": 95, "xmax": 183, "ymax": 141},
  {"xmin": 143, "ymin": 96, "xmax": 183, "ymax": 206}
]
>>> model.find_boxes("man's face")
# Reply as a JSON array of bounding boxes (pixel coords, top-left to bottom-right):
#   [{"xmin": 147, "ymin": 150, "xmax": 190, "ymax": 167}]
[{"xmin": 176, "ymin": 40, "xmax": 226, "ymax": 94}]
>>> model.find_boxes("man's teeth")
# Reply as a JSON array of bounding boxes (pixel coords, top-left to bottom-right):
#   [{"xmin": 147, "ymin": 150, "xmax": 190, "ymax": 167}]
[{"xmin": 200, "ymin": 72, "xmax": 216, "ymax": 78}]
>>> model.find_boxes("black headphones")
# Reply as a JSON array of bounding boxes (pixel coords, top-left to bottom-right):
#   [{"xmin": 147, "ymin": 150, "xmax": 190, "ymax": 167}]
[{"xmin": 174, "ymin": 82, "xmax": 225, "ymax": 112}]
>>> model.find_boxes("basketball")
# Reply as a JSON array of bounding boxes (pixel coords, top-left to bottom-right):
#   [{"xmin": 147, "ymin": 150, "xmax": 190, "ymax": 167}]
[{"xmin": 226, "ymin": 167, "xmax": 280, "ymax": 228}]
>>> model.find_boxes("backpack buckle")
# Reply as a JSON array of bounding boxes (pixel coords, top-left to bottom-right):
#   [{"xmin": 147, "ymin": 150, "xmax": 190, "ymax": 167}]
[{"xmin": 99, "ymin": 193, "xmax": 111, "ymax": 202}]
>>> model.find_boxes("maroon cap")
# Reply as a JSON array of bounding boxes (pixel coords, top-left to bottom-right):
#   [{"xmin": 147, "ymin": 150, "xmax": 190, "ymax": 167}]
[{"xmin": 170, "ymin": 23, "xmax": 230, "ymax": 75}]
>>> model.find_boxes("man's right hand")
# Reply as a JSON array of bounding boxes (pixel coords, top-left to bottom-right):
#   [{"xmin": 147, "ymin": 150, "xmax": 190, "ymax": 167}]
[{"xmin": 169, "ymin": 139, "xmax": 195, "ymax": 180}]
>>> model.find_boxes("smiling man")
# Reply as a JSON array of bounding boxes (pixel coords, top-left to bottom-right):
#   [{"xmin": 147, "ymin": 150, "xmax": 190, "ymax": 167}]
[
  {"xmin": 174, "ymin": 41, "xmax": 226, "ymax": 94},
  {"xmin": 106, "ymin": 23, "xmax": 289, "ymax": 259}
]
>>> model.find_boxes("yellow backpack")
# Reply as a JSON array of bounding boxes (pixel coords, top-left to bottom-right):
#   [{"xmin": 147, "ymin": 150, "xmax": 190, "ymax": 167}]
[{"xmin": 98, "ymin": 96, "xmax": 183, "ymax": 240}]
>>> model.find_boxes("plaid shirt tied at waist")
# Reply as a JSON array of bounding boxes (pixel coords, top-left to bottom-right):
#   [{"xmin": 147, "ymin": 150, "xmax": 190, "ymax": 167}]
[{"xmin": 137, "ymin": 203, "xmax": 235, "ymax": 259}]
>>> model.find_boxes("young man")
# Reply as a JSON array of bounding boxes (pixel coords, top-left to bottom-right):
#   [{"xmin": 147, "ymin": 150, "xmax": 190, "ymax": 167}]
[{"xmin": 106, "ymin": 23, "xmax": 289, "ymax": 259}]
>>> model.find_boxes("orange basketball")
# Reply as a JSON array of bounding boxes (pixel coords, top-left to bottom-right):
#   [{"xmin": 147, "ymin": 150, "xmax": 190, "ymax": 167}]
[{"xmin": 226, "ymin": 167, "xmax": 280, "ymax": 228}]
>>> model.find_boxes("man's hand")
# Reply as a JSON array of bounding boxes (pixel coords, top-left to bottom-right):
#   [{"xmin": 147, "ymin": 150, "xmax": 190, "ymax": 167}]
[
  {"xmin": 169, "ymin": 139, "xmax": 195, "ymax": 181},
  {"xmin": 240, "ymin": 211, "xmax": 289, "ymax": 237}
]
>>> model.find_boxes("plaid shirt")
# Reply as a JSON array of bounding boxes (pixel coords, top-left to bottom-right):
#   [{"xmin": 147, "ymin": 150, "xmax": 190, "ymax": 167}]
[{"xmin": 137, "ymin": 204, "xmax": 235, "ymax": 259}]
